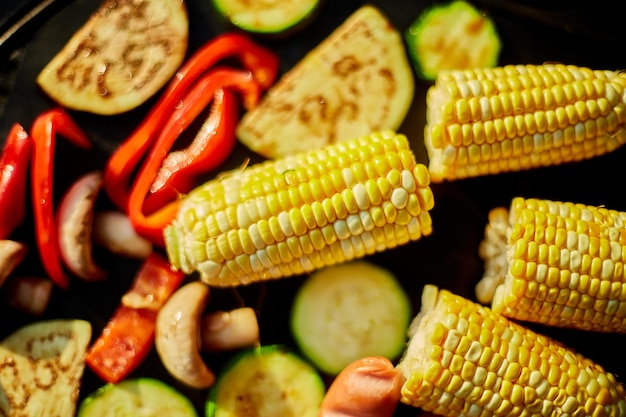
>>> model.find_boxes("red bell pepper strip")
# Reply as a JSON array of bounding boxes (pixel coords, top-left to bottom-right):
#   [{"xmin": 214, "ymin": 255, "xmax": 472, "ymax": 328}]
[
  {"xmin": 86, "ymin": 252, "xmax": 184, "ymax": 383},
  {"xmin": 126, "ymin": 68, "xmax": 263, "ymax": 245},
  {"xmin": 103, "ymin": 33, "xmax": 279, "ymax": 211},
  {"xmin": 142, "ymin": 69, "xmax": 251, "ymax": 212},
  {"xmin": 0, "ymin": 124, "xmax": 32, "ymax": 239},
  {"xmin": 30, "ymin": 109, "xmax": 92, "ymax": 289},
  {"xmin": 148, "ymin": 88, "xmax": 239, "ymax": 207}
]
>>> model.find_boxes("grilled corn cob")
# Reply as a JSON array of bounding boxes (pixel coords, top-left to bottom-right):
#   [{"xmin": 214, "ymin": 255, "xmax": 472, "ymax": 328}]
[
  {"xmin": 424, "ymin": 64, "xmax": 626, "ymax": 181},
  {"xmin": 477, "ymin": 197, "xmax": 626, "ymax": 333},
  {"xmin": 164, "ymin": 131, "xmax": 434, "ymax": 287},
  {"xmin": 397, "ymin": 285, "xmax": 626, "ymax": 417}
]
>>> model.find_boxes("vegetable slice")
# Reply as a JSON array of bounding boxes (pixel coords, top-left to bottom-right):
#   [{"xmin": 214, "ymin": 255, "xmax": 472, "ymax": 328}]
[
  {"xmin": 0, "ymin": 239, "xmax": 28, "ymax": 287},
  {"xmin": 0, "ymin": 124, "xmax": 32, "ymax": 240},
  {"xmin": 56, "ymin": 170, "xmax": 106, "ymax": 281},
  {"xmin": 211, "ymin": 0, "xmax": 321, "ymax": 35},
  {"xmin": 236, "ymin": 5, "xmax": 414, "ymax": 158},
  {"xmin": 77, "ymin": 378, "xmax": 198, "ymax": 417},
  {"xmin": 290, "ymin": 260, "xmax": 411, "ymax": 375},
  {"xmin": 0, "ymin": 319, "xmax": 92, "ymax": 416},
  {"xmin": 206, "ymin": 345, "xmax": 325, "ymax": 417},
  {"xmin": 37, "ymin": 0, "xmax": 189, "ymax": 115},
  {"xmin": 30, "ymin": 109, "xmax": 93, "ymax": 289},
  {"xmin": 405, "ymin": 0, "xmax": 501, "ymax": 80}
]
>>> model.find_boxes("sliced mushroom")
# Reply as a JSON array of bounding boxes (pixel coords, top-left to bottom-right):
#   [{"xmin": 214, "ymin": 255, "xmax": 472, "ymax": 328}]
[
  {"xmin": 0, "ymin": 240, "xmax": 28, "ymax": 287},
  {"xmin": 5, "ymin": 276, "xmax": 53, "ymax": 316},
  {"xmin": 93, "ymin": 210, "xmax": 152, "ymax": 259},
  {"xmin": 201, "ymin": 307, "xmax": 260, "ymax": 352},
  {"xmin": 155, "ymin": 281, "xmax": 215, "ymax": 389}
]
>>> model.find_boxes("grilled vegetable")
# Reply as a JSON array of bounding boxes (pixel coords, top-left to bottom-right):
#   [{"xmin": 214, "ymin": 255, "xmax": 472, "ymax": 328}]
[
  {"xmin": 77, "ymin": 378, "xmax": 197, "ymax": 417},
  {"xmin": 405, "ymin": 0, "xmax": 501, "ymax": 81},
  {"xmin": 93, "ymin": 210, "xmax": 153, "ymax": 259},
  {"xmin": 396, "ymin": 285, "xmax": 626, "ymax": 416},
  {"xmin": 86, "ymin": 253, "xmax": 184, "ymax": 383},
  {"xmin": 103, "ymin": 33, "xmax": 278, "ymax": 212},
  {"xmin": 0, "ymin": 319, "xmax": 92, "ymax": 416},
  {"xmin": 0, "ymin": 239, "xmax": 28, "ymax": 287},
  {"xmin": 211, "ymin": 0, "xmax": 321, "ymax": 35},
  {"xmin": 206, "ymin": 345, "xmax": 325, "ymax": 417},
  {"xmin": 31, "ymin": 109, "xmax": 93, "ymax": 289},
  {"xmin": 155, "ymin": 281, "xmax": 215, "ymax": 389},
  {"xmin": 37, "ymin": 0, "xmax": 189, "ymax": 115},
  {"xmin": 4, "ymin": 276, "xmax": 54, "ymax": 316},
  {"xmin": 477, "ymin": 197, "xmax": 626, "ymax": 333},
  {"xmin": 290, "ymin": 261, "xmax": 411, "ymax": 375},
  {"xmin": 236, "ymin": 5, "xmax": 415, "ymax": 158},
  {"xmin": 201, "ymin": 307, "xmax": 260, "ymax": 352},
  {"xmin": 424, "ymin": 64, "xmax": 626, "ymax": 182},
  {"xmin": 0, "ymin": 124, "xmax": 32, "ymax": 240},
  {"xmin": 57, "ymin": 171, "xmax": 106, "ymax": 281},
  {"xmin": 164, "ymin": 131, "xmax": 435, "ymax": 287}
]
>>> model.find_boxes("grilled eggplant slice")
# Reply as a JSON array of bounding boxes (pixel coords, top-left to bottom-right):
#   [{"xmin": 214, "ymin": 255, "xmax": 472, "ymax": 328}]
[
  {"xmin": 236, "ymin": 5, "xmax": 415, "ymax": 159},
  {"xmin": 0, "ymin": 319, "xmax": 92, "ymax": 417},
  {"xmin": 37, "ymin": 0, "xmax": 189, "ymax": 115}
]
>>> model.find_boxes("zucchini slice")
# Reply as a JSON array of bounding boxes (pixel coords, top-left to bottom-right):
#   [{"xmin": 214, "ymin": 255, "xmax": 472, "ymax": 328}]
[
  {"xmin": 211, "ymin": 0, "xmax": 321, "ymax": 35},
  {"xmin": 290, "ymin": 261, "xmax": 411, "ymax": 375},
  {"xmin": 77, "ymin": 378, "xmax": 198, "ymax": 417},
  {"xmin": 405, "ymin": 0, "xmax": 501, "ymax": 80},
  {"xmin": 206, "ymin": 345, "xmax": 325, "ymax": 417}
]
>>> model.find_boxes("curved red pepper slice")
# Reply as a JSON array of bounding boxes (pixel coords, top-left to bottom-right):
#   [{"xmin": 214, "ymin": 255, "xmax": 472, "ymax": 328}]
[
  {"xmin": 103, "ymin": 32, "xmax": 279, "ymax": 211},
  {"xmin": 0, "ymin": 124, "xmax": 32, "ymax": 240},
  {"xmin": 127, "ymin": 68, "xmax": 263, "ymax": 245},
  {"xmin": 31, "ymin": 109, "xmax": 92, "ymax": 288},
  {"xmin": 147, "ymin": 88, "xmax": 239, "ymax": 208},
  {"xmin": 166, "ymin": 32, "xmax": 279, "ymax": 94}
]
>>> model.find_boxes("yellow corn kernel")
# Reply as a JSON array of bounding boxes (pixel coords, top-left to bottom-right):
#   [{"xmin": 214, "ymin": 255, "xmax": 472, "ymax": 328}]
[
  {"xmin": 397, "ymin": 285, "xmax": 626, "ymax": 416},
  {"xmin": 164, "ymin": 131, "xmax": 434, "ymax": 286},
  {"xmin": 425, "ymin": 64, "xmax": 626, "ymax": 181},
  {"xmin": 477, "ymin": 197, "xmax": 626, "ymax": 333}
]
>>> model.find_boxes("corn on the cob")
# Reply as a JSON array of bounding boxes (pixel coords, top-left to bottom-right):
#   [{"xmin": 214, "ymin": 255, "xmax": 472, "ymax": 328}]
[
  {"xmin": 164, "ymin": 131, "xmax": 434, "ymax": 287},
  {"xmin": 424, "ymin": 64, "xmax": 626, "ymax": 182},
  {"xmin": 477, "ymin": 197, "xmax": 626, "ymax": 333},
  {"xmin": 397, "ymin": 285, "xmax": 626, "ymax": 417}
]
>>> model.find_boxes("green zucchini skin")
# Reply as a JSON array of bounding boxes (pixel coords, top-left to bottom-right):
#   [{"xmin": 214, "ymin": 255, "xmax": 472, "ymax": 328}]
[
  {"xmin": 405, "ymin": 0, "xmax": 501, "ymax": 81},
  {"xmin": 77, "ymin": 378, "xmax": 198, "ymax": 417},
  {"xmin": 206, "ymin": 345, "xmax": 325, "ymax": 417},
  {"xmin": 210, "ymin": 0, "xmax": 322, "ymax": 36},
  {"xmin": 290, "ymin": 261, "xmax": 412, "ymax": 375}
]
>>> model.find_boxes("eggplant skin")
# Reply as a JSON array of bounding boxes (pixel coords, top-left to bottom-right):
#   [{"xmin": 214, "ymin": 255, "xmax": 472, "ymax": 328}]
[{"xmin": 37, "ymin": 0, "xmax": 189, "ymax": 115}]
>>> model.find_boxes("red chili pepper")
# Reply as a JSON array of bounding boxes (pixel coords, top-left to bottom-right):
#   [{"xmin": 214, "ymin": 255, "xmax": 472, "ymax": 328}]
[
  {"xmin": 31, "ymin": 109, "xmax": 92, "ymax": 289},
  {"xmin": 126, "ymin": 68, "xmax": 263, "ymax": 245},
  {"xmin": 0, "ymin": 124, "xmax": 32, "ymax": 240},
  {"xmin": 86, "ymin": 252, "xmax": 184, "ymax": 383},
  {"xmin": 103, "ymin": 33, "xmax": 279, "ymax": 211}
]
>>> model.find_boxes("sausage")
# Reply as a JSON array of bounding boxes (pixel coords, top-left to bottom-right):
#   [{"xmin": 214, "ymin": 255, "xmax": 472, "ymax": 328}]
[{"xmin": 319, "ymin": 356, "xmax": 404, "ymax": 417}]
